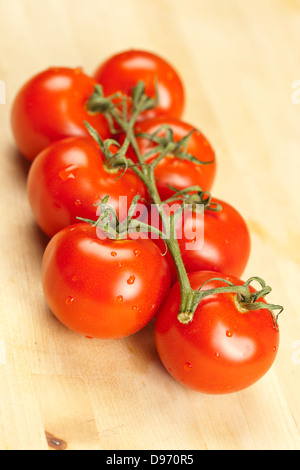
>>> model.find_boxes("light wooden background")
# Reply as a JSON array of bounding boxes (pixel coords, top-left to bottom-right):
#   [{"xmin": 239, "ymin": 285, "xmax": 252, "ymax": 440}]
[{"xmin": 0, "ymin": 0, "xmax": 300, "ymax": 450}]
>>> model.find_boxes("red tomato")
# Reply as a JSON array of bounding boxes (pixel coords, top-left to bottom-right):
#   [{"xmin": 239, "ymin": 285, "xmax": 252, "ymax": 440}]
[
  {"xmin": 27, "ymin": 136, "xmax": 148, "ymax": 238},
  {"xmin": 151, "ymin": 196, "xmax": 251, "ymax": 283},
  {"xmin": 94, "ymin": 49, "xmax": 185, "ymax": 121},
  {"xmin": 123, "ymin": 116, "xmax": 216, "ymax": 200},
  {"xmin": 42, "ymin": 223, "xmax": 171, "ymax": 339},
  {"xmin": 155, "ymin": 271, "xmax": 280, "ymax": 394},
  {"xmin": 11, "ymin": 67, "xmax": 111, "ymax": 161}
]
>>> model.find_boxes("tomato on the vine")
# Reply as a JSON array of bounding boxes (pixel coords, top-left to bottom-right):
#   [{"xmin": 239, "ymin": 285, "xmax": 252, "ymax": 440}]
[
  {"xmin": 11, "ymin": 67, "xmax": 111, "ymax": 161},
  {"xmin": 27, "ymin": 136, "xmax": 148, "ymax": 238},
  {"xmin": 151, "ymin": 195, "xmax": 251, "ymax": 283},
  {"xmin": 42, "ymin": 223, "xmax": 171, "ymax": 339},
  {"xmin": 94, "ymin": 49, "xmax": 185, "ymax": 121},
  {"xmin": 124, "ymin": 116, "xmax": 216, "ymax": 200},
  {"xmin": 155, "ymin": 271, "xmax": 280, "ymax": 394}
]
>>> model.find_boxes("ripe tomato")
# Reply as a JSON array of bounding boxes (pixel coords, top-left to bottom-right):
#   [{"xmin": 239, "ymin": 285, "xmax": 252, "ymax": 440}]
[
  {"xmin": 155, "ymin": 271, "xmax": 280, "ymax": 394},
  {"xmin": 94, "ymin": 49, "xmax": 185, "ymax": 121},
  {"xmin": 11, "ymin": 67, "xmax": 111, "ymax": 161},
  {"xmin": 123, "ymin": 116, "xmax": 216, "ymax": 200},
  {"xmin": 27, "ymin": 136, "xmax": 148, "ymax": 238},
  {"xmin": 42, "ymin": 223, "xmax": 171, "ymax": 339},
  {"xmin": 151, "ymin": 196, "xmax": 251, "ymax": 283}
]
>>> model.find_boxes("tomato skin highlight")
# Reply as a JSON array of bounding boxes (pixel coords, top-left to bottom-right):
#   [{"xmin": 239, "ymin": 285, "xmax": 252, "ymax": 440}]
[
  {"xmin": 123, "ymin": 116, "xmax": 216, "ymax": 199},
  {"xmin": 11, "ymin": 67, "xmax": 111, "ymax": 161},
  {"xmin": 155, "ymin": 271, "xmax": 279, "ymax": 394},
  {"xmin": 42, "ymin": 223, "xmax": 171, "ymax": 339},
  {"xmin": 94, "ymin": 49, "xmax": 185, "ymax": 121},
  {"xmin": 27, "ymin": 136, "xmax": 148, "ymax": 238}
]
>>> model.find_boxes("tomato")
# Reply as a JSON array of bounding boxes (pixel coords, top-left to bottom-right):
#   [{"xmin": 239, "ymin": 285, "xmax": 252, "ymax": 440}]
[
  {"xmin": 123, "ymin": 116, "xmax": 216, "ymax": 200},
  {"xmin": 151, "ymin": 195, "xmax": 251, "ymax": 283},
  {"xmin": 11, "ymin": 67, "xmax": 111, "ymax": 161},
  {"xmin": 27, "ymin": 136, "xmax": 148, "ymax": 238},
  {"xmin": 94, "ymin": 49, "xmax": 185, "ymax": 121},
  {"xmin": 155, "ymin": 271, "xmax": 280, "ymax": 394},
  {"xmin": 42, "ymin": 223, "xmax": 171, "ymax": 339}
]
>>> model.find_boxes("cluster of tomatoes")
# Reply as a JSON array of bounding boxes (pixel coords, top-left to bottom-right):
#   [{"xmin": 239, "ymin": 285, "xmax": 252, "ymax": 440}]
[{"xmin": 11, "ymin": 50, "xmax": 281, "ymax": 394}]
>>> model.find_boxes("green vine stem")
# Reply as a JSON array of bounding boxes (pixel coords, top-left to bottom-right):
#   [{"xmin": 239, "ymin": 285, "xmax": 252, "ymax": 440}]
[
  {"xmin": 135, "ymin": 126, "xmax": 215, "ymax": 166},
  {"xmin": 85, "ymin": 82, "xmax": 283, "ymax": 326},
  {"xmin": 78, "ymin": 194, "xmax": 166, "ymax": 241},
  {"xmin": 162, "ymin": 186, "xmax": 223, "ymax": 213},
  {"xmin": 177, "ymin": 276, "xmax": 283, "ymax": 331}
]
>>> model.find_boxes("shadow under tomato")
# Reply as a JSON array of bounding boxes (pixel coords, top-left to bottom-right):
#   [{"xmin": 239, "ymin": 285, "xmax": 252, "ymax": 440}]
[
  {"xmin": 8, "ymin": 143, "xmax": 31, "ymax": 179},
  {"xmin": 27, "ymin": 219, "xmax": 51, "ymax": 257},
  {"xmin": 121, "ymin": 319, "xmax": 160, "ymax": 375}
]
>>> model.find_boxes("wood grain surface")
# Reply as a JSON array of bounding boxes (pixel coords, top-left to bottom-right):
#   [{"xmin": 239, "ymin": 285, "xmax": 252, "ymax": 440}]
[{"xmin": 0, "ymin": 0, "xmax": 300, "ymax": 450}]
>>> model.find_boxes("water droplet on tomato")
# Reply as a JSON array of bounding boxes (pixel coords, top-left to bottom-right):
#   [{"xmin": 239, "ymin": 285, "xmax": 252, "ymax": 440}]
[
  {"xmin": 111, "ymin": 251, "xmax": 117, "ymax": 257},
  {"xmin": 59, "ymin": 165, "xmax": 78, "ymax": 181},
  {"xmin": 226, "ymin": 330, "xmax": 233, "ymax": 337},
  {"xmin": 74, "ymin": 199, "xmax": 82, "ymax": 207},
  {"xmin": 132, "ymin": 305, "xmax": 137, "ymax": 311},
  {"xmin": 184, "ymin": 362, "xmax": 192, "ymax": 371},
  {"xmin": 117, "ymin": 262, "xmax": 122, "ymax": 267},
  {"xmin": 133, "ymin": 249, "xmax": 140, "ymax": 257},
  {"xmin": 65, "ymin": 296, "xmax": 74, "ymax": 305},
  {"xmin": 127, "ymin": 275, "xmax": 135, "ymax": 284},
  {"xmin": 273, "ymin": 346, "xmax": 277, "ymax": 352},
  {"xmin": 117, "ymin": 295, "xmax": 123, "ymax": 302},
  {"xmin": 215, "ymin": 352, "xmax": 220, "ymax": 358}
]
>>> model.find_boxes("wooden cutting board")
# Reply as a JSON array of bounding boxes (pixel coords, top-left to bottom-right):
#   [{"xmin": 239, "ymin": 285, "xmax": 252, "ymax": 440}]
[{"xmin": 1, "ymin": 0, "xmax": 300, "ymax": 450}]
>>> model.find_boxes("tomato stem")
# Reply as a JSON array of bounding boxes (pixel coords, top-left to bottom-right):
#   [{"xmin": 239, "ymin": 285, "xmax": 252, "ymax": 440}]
[
  {"xmin": 136, "ymin": 126, "xmax": 215, "ymax": 167},
  {"xmin": 177, "ymin": 276, "xmax": 283, "ymax": 330}
]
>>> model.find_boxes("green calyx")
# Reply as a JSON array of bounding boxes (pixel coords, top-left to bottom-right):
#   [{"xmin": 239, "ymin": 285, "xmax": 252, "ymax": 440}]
[
  {"xmin": 163, "ymin": 186, "xmax": 222, "ymax": 213},
  {"xmin": 77, "ymin": 194, "xmax": 165, "ymax": 241},
  {"xmin": 177, "ymin": 276, "xmax": 283, "ymax": 330},
  {"xmin": 86, "ymin": 81, "xmax": 158, "ymax": 135},
  {"xmin": 135, "ymin": 125, "xmax": 215, "ymax": 168},
  {"xmin": 84, "ymin": 121, "xmax": 130, "ymax": 173}
]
